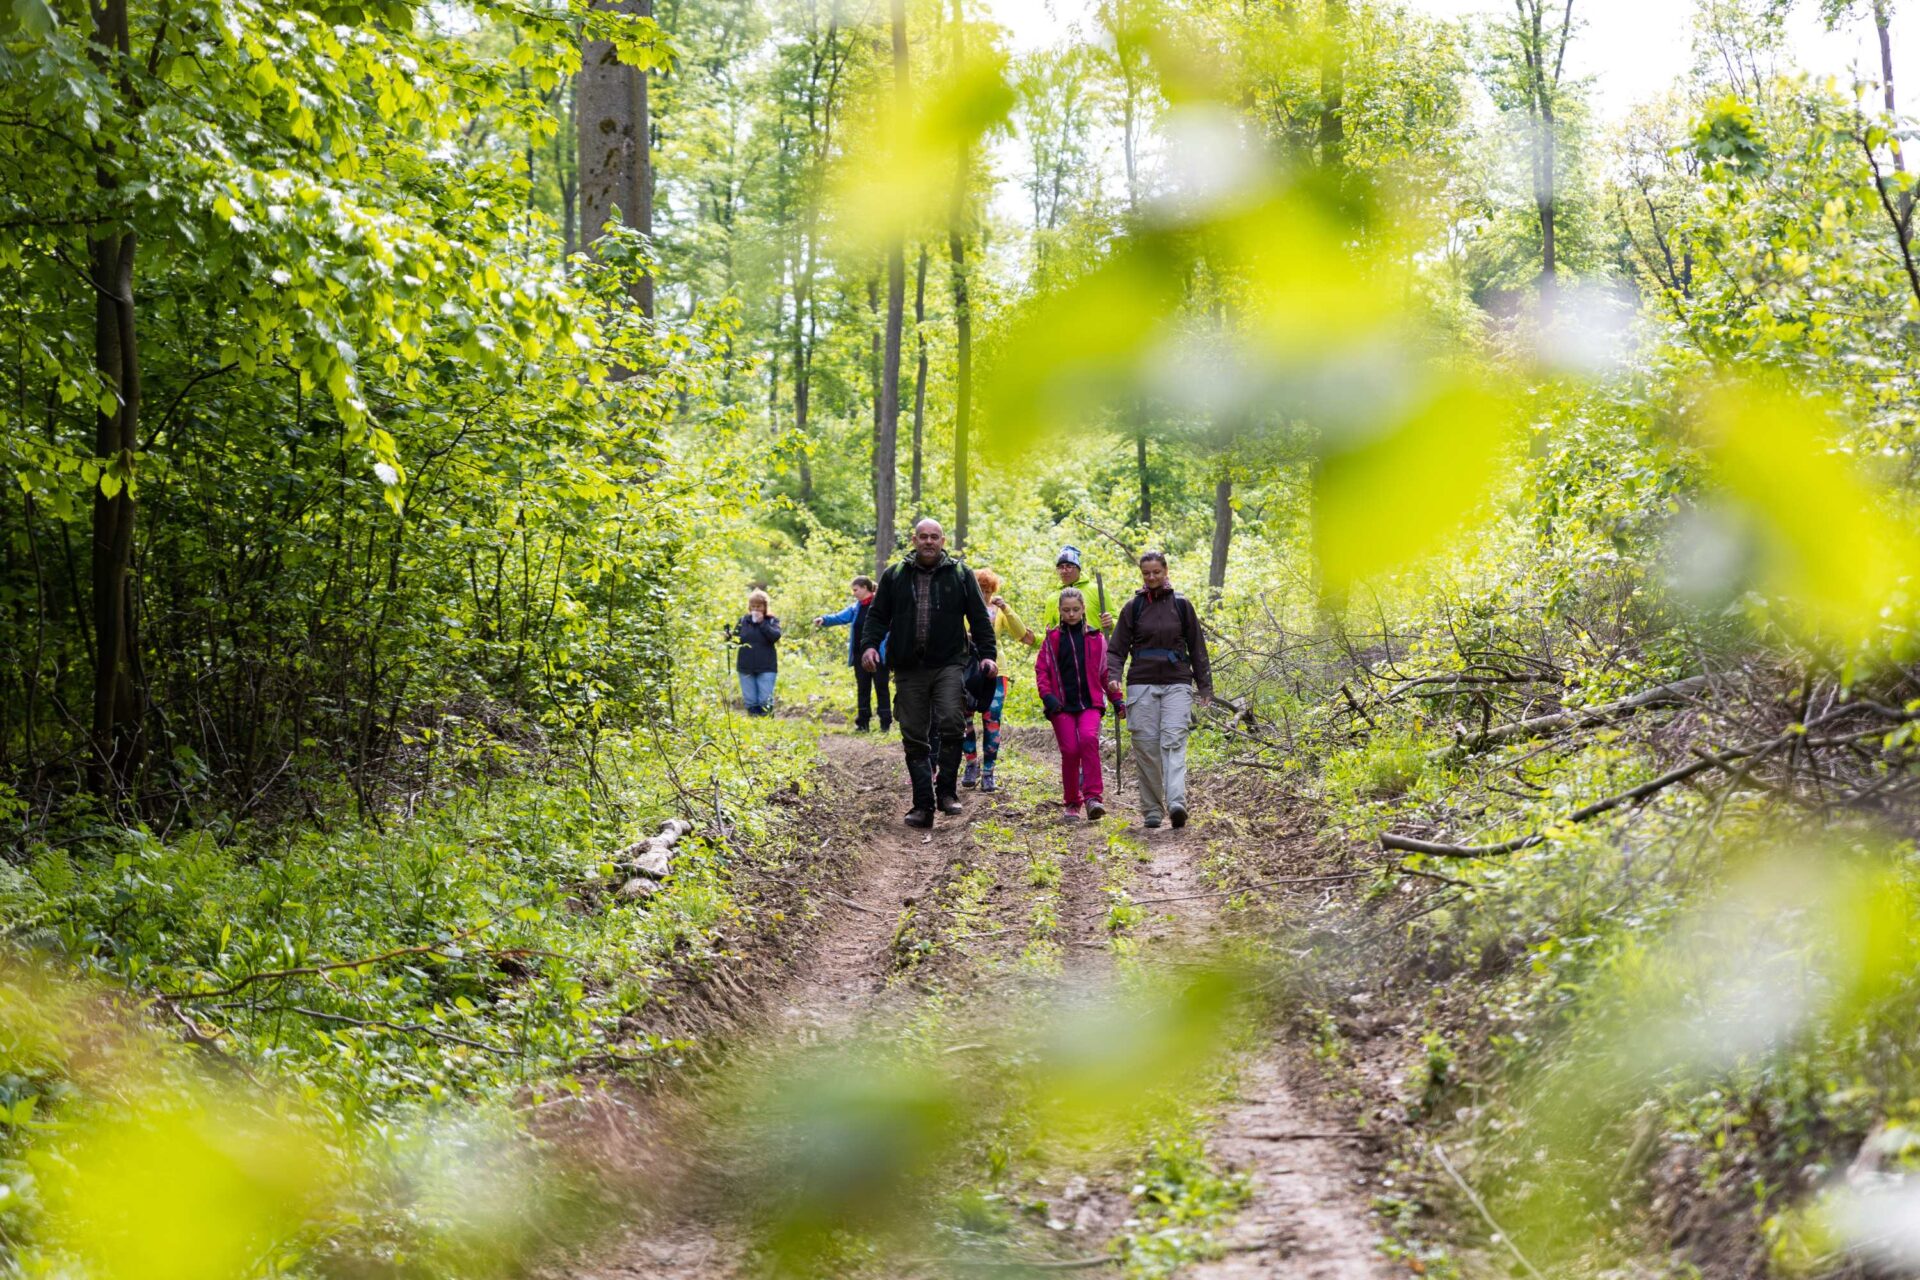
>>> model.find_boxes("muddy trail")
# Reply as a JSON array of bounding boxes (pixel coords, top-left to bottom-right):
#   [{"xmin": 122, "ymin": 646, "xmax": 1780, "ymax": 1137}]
[{"xmin": 568, "ymin": 728, "xmax": 1390, "ymax": 1280}]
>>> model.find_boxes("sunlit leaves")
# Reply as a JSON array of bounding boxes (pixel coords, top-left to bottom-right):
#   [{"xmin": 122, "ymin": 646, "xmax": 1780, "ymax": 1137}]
[
  {"xmin": 981, "ymin": 165, "xmax": 1520, "ymax": 598},
  {"xmin": 833, "ymin": 45, "xmax": 1015, "ymax": 248},
  {"xmin": 1691, "ymin": 93, "xmax": 1769, "ymax": 179},
  {"xmin": 725, "ymin": 959, "xmax": 1252, "ymax": 1274},
  {"xmin": 1691, "ymin": 376, "xmax": 1920, "ymax": 647},
  {"xmin": 1315, "ymin": 375, "xmax": 1518, "ymax": 595},
  {"xmin": 1487, "ymin": 843, "xmax": 1920, "ymax": 1268},
  {"xmin": 43, "ymin": 1099, "xmax": 336, "ymax": 1280}
]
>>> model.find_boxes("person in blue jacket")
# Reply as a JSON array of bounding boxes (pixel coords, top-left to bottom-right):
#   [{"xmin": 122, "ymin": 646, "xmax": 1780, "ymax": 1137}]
[
  {"xmin": 816, "ymin": 575, "xmax": 890, "ymax": 732},
  {"xmin": 729, "ymin": 589, "xmax": 782, "ymax": 716}
]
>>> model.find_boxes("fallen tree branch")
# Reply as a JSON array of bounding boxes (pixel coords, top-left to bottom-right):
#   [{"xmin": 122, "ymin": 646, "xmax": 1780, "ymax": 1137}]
[
  {"xmin": 1387, "ymin": 699, "xmax": 1920, "ymax": 858},
  {"xmin": 1430, "ymin": 1141, "xmax": 1547, "ymax": 1280},
  {"xmin": 1384, "ymin": 738, "xmax": 1776, "ymax": 858},
  {"xmin": 282, "ymin": 1006, "xmax": 515, "ymax": 1055},
  {"xmin": 1384, "ymin": 672, "xmax": 1556, "ymax": 702},
  {"xmin": 158, "ymin": 921, "xmax": 495, "ymax": 1002},
  {"xmin": 1449, "ymin": 675, "xmax": 1711, "ymax": 757},
  {"xmin": 913, "ymin": 1254, "xmax": 1113, "ymax": 1273},
  {"xmin": 821, "ymin": 890, "xmax": 887, "ymax": 916},
  {"xmin": 1394, "ymin": 865, "xmax": 1476, "ymax": 889},
  {"xmin": 1239, "ymin": 1130, "xmax": 1362, "ymax": 1142}
]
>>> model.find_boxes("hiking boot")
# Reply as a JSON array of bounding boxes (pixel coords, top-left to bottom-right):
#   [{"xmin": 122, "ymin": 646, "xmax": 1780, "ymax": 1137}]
[
  {"xmin": 980, "ymin": 768, "xmax": 997, "ymax": 793},
  {"xmin": 1142, "ymin": 816, "xmax": 1162, "ymax": 829},
  {"xmin": 962, "ymin": 759, "xmax": 981, "ymax": 789},
  {"xmin": 937, "ymin": 794, "xmax": 965, "ymax": 817},
  {"xmin": 1063, "ymin": 805, "xmax": 1083, "ymax": 820},
  {"xmin": 1170, "ymin": 805, "xmax": 1188, "ymax": 829},
  {"xmin": 905, "ymin": 808, "xmax": 934, "ymax": 829},
  {"xmin": 907, "ymin": 756, "xmax": 937, "ymax": 814},
  {"xmin": 1086, "ymin": 799, "xmax": 1105, "ymax": 821}
]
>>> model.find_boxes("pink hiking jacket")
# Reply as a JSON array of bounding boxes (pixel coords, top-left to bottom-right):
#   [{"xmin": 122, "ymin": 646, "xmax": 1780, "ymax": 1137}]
[{"xmin": 1035, "ymin": 626, "xmax": 1109, "ymax": 712}]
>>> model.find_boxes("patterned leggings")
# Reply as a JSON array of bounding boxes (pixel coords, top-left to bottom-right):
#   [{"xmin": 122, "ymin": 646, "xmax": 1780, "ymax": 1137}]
[{"xmin": 962, "ymin": 677, "xmax": 1008, "ymax": 766}]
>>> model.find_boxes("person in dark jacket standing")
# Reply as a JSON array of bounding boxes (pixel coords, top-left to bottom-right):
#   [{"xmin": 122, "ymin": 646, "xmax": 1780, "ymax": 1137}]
[
  {"xmin": 731, "ymin": 589, "xmax": 782, "ymax": 717},
  {"xmin": 860, "ymin": 519, "xmax": 997, "ymax": 828},
  {"xmin": 816, "ymin": 575, "xmax": 890, "ymax": 732},
  {"xmin": 1104, "ymin": 552, "xmax": 1213, "ymax": 829}
]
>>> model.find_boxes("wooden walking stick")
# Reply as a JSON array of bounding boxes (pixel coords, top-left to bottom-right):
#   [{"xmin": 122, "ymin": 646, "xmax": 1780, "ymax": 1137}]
[{"xmin": 1095, "ymin": 571, "xmax": 1125, "ymax": 776}]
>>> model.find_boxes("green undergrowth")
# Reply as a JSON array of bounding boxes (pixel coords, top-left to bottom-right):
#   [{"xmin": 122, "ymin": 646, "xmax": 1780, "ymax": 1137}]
[
  {"xmin": 1302, "ymin": 671, "xmax": 1920, "ymax": 1274},
  {"xmin": 1117, "ymin": 1128, "xmax": 1254, "ymax": 1278},
  {"xmin": 0, "ymin": 710, "xmax": 821, "ymax": 1274}
]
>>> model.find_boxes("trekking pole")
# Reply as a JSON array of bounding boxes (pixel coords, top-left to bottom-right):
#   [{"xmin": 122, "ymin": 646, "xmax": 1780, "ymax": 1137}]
[{"xmin": 1095, "ymin": 571, "xmax": 1125, "ymax": 778}]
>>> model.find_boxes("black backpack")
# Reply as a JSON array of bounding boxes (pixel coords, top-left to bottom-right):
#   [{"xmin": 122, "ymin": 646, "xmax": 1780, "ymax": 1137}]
[{"xmin": 962, "ymin": 653, "xmax": 998, "ymax": 712}]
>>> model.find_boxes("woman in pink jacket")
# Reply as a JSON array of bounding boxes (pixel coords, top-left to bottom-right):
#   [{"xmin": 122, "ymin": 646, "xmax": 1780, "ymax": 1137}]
[{"xmin": 1034, "ymin": 588, "xmax": 1115, "ymax": 821}]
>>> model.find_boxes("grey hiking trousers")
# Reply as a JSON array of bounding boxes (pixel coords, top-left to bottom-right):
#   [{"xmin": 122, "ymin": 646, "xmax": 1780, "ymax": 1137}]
[{"xmin": 1125, "ymin": 683, "xmax": 1193, "ymax": 821}]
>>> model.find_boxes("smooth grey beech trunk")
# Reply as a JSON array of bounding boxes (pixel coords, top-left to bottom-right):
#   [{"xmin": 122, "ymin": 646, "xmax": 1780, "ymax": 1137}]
[{"xmin": 579, "ymin": 0, "xmax": 654, "ymax": 320}]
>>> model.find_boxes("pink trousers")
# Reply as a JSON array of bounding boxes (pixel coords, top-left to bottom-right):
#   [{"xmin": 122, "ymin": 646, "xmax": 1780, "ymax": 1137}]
[{"xmin": 1049, "ymin": 708, "xmax": 1106, "ymax": 807}]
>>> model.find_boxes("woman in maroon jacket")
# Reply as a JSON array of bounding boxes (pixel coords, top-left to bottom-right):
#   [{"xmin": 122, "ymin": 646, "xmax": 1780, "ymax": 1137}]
[
  {"xmin": 1105, "ymin": 552, "xmax": 1213, "ymax": 829},
  {"xmin": 1034, "ymin": 588, "xmax": 1110, "ymax": 820}
]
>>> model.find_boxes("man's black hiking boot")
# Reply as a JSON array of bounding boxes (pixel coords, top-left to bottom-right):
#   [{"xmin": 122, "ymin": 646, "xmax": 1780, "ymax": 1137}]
[
  {"xmin": 1170, "ymin": 805, "xmax": 1188, "ymax": 829},
  {"xmin": 937, "ymin": 794, "xmax": 965, "ymax": 816},
  {"xmin": 905, "ymin": 808, "xmax": 934, "ymax": 829},
  {"xmin": 907, "ymin": 757, "xmax": 937, "ymax": 815}
]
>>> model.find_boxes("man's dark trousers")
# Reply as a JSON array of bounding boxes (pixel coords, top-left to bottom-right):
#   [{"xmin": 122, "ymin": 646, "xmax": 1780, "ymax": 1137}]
[
  {"xmin": 856, "ymin": 665, "xmax": 891, "ymax": 731},
  {"xmin": 894, "ymin": 666, "xmax": 965, "ymax": 809}
]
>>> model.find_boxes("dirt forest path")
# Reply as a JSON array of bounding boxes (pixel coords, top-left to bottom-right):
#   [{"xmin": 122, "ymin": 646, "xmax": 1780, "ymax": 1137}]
[{"xmin": 571, "ymin": 727, "xmax": 1390, "ymax": 1280}]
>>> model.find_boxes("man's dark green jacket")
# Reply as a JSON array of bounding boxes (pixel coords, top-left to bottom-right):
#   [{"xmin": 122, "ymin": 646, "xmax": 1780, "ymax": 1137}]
[{"xmin": 859, "ymin": 551, "xmax": 997, "ymax": 672}]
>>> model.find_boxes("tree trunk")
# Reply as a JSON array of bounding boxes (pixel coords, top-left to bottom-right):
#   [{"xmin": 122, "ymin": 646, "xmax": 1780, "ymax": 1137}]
[
  {"xmin": 1537, "ymin": 98, "xmax": 1558, "ymax": 292},
  {"xmin": 631, "ymin": 0, "xmax": 655, "ymax": 318},
  {"xmin": 559, "ymin": 72, "xmax": 579, "ymax": 261},
  {"xmin": 875, "ymin": 0, "xmax": 908, "ymax": 573},
  {"xmin": 1319, "ymin": 0, "xmax": 1348, "ymax": 169},
  {"xmin": 1879, "ymin": 0, "xmax": 1906, "ymax": 173},
  {"xmin": 579, "ymin": 0, "xmax": 655, "ymax": 319},
  {"xmin": 949, "ymin": 0, "xmax": 973, "ymax": 552},
  {"xmin": 911, "ymin": 244, "xmax": 928, "ymax": 511},
  {"xmin": 868, "ymin": 275, "xmax": 881, "ymax": 439},
  {"xmin": 794, "ymin": 234, "xmax": 816, "ymax": 503},
  {"xmin": 1135, "ymin": 429, "xmax": 1151, "ymax": 528},
  {"xmin": 88, "ymin": 0, "xmax": 141, "ymax": 797},
  {"xmin": 794, "ymin": 300, "xmax": 813, "ymax": 501},
  {"xmin": 1208, "ymin": 472, "xmax": 1232, "ymax": 597}
]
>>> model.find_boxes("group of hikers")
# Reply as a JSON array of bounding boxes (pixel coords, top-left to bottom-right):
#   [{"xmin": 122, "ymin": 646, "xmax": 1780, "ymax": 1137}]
[{"xmin": 729, "ymin": 518, "xmax": 1213, "ymax": 830}]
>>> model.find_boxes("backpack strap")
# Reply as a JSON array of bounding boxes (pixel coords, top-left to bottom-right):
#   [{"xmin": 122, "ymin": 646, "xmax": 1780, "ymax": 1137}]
[{"xmin": 1129, "ymin": 592, "xmax": 1192, "ymax": 664}]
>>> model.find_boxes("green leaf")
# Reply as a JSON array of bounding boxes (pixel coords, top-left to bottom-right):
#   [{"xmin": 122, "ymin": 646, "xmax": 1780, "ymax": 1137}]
[
  {"xmin": 10, "ymin": 0, "xmax": 55, "ymax": 36},
  {"xmin": 1314, "ymin": 375, "xmax": 1518, "ymax": 596},
  {"xmin": 1694, "ymin": 376, "xmax": 1920, "ymax": 645}
]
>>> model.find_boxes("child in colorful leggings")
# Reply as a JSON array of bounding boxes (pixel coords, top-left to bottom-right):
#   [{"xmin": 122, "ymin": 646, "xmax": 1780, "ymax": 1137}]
[{"xmin": 962, "ymin": 568, "xmax": 1038, "ymax": 792}]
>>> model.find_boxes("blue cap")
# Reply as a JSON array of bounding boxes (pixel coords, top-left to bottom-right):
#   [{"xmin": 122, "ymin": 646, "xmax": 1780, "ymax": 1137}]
[{"xmin": 1056, "ymin": 545, "xmax": 1082, "ymax": 568}]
